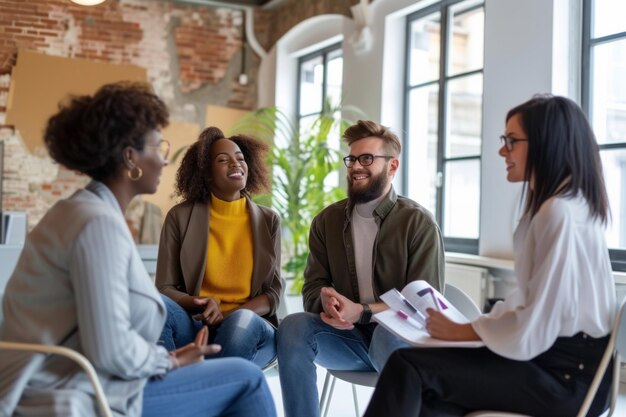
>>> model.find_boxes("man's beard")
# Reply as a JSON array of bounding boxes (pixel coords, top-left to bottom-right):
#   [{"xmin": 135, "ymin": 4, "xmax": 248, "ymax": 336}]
[{"xmin": 347, "ymin": 166, "xmax": 390, "ymax": 204}]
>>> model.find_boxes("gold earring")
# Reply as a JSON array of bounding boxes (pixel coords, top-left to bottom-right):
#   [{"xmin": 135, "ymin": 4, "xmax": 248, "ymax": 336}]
[{"xmin": 128, "ymin": 166, "xmax": 143, "ymax": 181}]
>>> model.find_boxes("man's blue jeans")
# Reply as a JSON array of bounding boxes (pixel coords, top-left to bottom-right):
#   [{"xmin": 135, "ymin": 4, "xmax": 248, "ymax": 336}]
[
  {"xmin": 142, "ymin": 357, "xmax": 276, "ymax": 417},
  {"xmin": 368, "ymin": 324, "xmax": 412, "ymax": 371},
  {"xmin": 159, "ymin": 295, "xmax": 277, "ymax": 368},
  {"xmin": 277, "ymin": 312, "xmax": 414, "ymax": 417},
  {"xmin": 276, "ymin": 312, "xmax": 377, "ymax": 417}
]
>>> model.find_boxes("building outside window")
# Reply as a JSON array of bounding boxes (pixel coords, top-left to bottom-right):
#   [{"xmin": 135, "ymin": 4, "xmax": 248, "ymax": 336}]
[
  {"xmin": 404, "ymin": 0, "xmax": 484, "ymax": 254},
  {"xmin": 582, "ymin": 0, "xmax": 626, "ymax": 271}
]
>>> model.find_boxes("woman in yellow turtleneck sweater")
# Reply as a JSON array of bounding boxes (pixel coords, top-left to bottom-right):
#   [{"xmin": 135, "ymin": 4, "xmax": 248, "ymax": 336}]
[{"xmin": 155, "ymin": 127, "xmax": 282, "ymax": 368}]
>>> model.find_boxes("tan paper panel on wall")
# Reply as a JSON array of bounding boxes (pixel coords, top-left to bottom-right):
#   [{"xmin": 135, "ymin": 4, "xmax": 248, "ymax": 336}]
[
  {"xmin": 6, "ymin": 49, "xmax": 146, "ymax": 153},
  {"xmin": 205, "ymin": 104, "xmax": 250, "ymax": 133},
  {"xmin": 143, "ymin": 122, "xmax": 200, "ymax": 217}
]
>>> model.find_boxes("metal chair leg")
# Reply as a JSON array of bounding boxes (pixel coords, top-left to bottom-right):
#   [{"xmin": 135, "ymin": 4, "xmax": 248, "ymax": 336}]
[
  {"xmin": 319, "ymin": 371, "xmax": 332, "ymax": 416},
  {"xmin": 322, "ymin": 374, "xmax": 337, "ymax": 417},
  {"xmin": 352, "ymin": 383, "xmax": 359, "ymax": 417}
]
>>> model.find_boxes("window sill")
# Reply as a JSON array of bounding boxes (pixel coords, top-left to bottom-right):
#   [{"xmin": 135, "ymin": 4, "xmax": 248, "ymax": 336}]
[{"xmin": 445, "ymin": 252, "xmax": 514, "ymax": 271}]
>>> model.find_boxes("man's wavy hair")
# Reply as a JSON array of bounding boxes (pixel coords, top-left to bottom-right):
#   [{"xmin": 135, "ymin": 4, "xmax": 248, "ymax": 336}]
[
  {"xmin": 175, "ymin": 126, "xmax": 270, "ymax": 203},
  {"xmin": 342, "ymin": 119, "xmax": 402, "ymax": 157}
]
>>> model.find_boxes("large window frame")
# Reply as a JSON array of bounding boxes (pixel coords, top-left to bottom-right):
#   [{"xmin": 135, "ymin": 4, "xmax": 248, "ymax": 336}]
[
  {"xmin": 403, "ymin": 0, "xmax": 485, "ymax": 254},
  {"xmin": 296, "ymin": 42, "xmax": 342, "ymax": 126},
  {"xmin": 581, "ymin": 0, "xmax": 626, "ymax": 271}
]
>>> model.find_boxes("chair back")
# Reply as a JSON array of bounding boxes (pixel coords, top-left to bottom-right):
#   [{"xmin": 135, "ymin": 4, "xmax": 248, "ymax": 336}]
[
  {"xmin": 465, "ymin": 296, "xmax": 625, "ymax": 417},
  {"xmin": 614, "ymin": 295, "xmax": 626, "ymax": 361},
  {"xmin": 444, "ymin": 283, "xmax": 482, "ymax": 321},
  {"xmin": 0, "ymin": 289, "xmax": 113, "ymax": 417},
  {"xmin": 575, "ymin": 296, "xmax": 626, "ymax": 417}
]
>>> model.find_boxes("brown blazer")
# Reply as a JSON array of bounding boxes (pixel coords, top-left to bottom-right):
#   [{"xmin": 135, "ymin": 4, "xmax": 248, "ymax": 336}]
[{"xmin": 155, "ymin": 195, "xmax": 282, "ymax": 326}]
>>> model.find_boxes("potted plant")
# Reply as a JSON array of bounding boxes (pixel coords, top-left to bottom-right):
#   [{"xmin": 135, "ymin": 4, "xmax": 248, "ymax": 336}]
[{"xmin": 232, "ymin": 104, "xmax": 355, "ymax": 294}]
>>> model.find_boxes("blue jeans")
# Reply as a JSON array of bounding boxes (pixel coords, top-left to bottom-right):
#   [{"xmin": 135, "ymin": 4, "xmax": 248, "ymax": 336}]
[
  {"xmin": 142, "ymin": 357, "xmax": 276, "ymax": 417},
  {"xmin": 368, "ymin": 325, "xmax": 412, "ymax": 372},
  {"xmin": 276, "ymin": 312, "xmax": 377, "ymax": 417},
  {"xmin": 160, "ymin": 295, "xmax": 277, "ymax": 368}
]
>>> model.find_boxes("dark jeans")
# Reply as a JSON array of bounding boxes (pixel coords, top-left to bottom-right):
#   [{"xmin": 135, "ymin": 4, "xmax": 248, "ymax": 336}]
[{"xmin": 364, "ymin": 332, "xmax": 611, "ymax": 417}]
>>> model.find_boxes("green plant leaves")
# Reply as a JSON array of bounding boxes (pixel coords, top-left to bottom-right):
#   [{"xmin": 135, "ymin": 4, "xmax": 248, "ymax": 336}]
[{"xmin": 231, "ymin": 103, "xmax": 358, "ymax": 293}]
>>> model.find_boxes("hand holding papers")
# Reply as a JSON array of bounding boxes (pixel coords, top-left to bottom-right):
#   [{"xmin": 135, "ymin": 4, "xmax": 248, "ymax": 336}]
[{"xmin": 374, "ymin": 281, "xmax": 484, "ymax": 348}]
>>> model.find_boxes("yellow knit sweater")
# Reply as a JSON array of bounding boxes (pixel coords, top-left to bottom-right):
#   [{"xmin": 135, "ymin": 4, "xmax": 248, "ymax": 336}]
[{"xmin": 199, "ymin": 194, "xmax": 253, "ymax": 312}]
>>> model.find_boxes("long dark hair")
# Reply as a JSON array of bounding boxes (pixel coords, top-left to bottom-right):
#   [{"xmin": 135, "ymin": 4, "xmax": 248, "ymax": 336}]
[
  {"xmin": 175, "ymin": 126, "xmax": 270, "ymax": 203},
  {"xmin": 507, "ymin": 95, "xmax": 609, "ymax": 223}
]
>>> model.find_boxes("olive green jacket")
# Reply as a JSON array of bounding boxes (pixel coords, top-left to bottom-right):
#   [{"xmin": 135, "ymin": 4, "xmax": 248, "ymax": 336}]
[{"xmin": 302, "ymin": 187, "xmax": 445, "ymax": 313}]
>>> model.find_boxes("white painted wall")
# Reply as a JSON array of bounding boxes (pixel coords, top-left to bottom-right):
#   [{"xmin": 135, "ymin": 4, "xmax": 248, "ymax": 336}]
[
  {"xmin": 258, "ymin": 0, "xmax": 580, "ymax": 261},
  {"xmin": 480, "ymin": 0, "xmax": 580, "ymax": 258},
  {"xmin": 480, "ymin": 0, "xmax": 554, "ymax": 257}
]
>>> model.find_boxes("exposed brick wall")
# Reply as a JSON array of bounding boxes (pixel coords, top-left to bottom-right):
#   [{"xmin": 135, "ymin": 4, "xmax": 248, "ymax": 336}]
[
  {"xmin": 263, "ymin": 0, "xmax": 353, "ymax": 50},
  {"xmin": 0, "ymin": 0, "xmax": 252, "ymax": 111},
  {"xmin": 174, "ymin": 8, "xmax": 243, "ymax": 93},
  {"xmin": 0, "ymin": 126, "xmax": 89, "ymax": 229},
  {"xmin": 0, "ymin": 0, "xmax": 255, "ymax": 228},
  {"xmin": 0, "ymin": 0, "xmax": 358, "ymax": 229}
]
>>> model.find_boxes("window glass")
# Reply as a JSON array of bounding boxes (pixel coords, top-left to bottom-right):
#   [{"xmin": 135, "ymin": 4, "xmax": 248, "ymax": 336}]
[
  {"xmin": 590, "ymin": 38, "xmax": 626, "ymax": 145},
  {"xmin": 446, "ymin": 73, "xmax": 483, "ymax": 158},
  {"xmin": 444, "ymin": 159, "xmax": 480, "ymax": 238},
  {"xmin": 408, "ymin": 13, "xmax": 441, "ymax": 86},
  {"xmin": 448, "ymin": 1, "xmax": 484, "ymax": 77},
  {"xmin": 405, "ymin": 1, "xmax": 484, "ymax": 252},
  {"xmin": 584, "ymin": 0, "xmax": 626, "ymax": 268},
  {"xmin": 297, "ymin": 44, "xmax": 343, "ymax": 190},
  {"xmin": 299, "ymin": 55, "xmax": 323, "ymax": 116},
  {"xmin": 407, "ymin": 84, "xmax": 440, "ymax": 216},
  {"xmin": 326, "ymin": 49, "xmax": 343, "ymax": 109},
  {"xmin": 600, "ymin": 148, "xmax": 626, "ymax": 248},
  {"xmin": 592, "ymin": 0, "xmax": 626, "ymax": 39}
]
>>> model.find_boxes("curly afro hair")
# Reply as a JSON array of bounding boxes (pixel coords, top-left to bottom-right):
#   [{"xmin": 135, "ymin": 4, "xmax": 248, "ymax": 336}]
[
  {"xmin": 44, "ymin": 81, "xmax": 169, "ymax": 181},
  {"xmin": 175, "ymin": 126, "xmax": 270, "ymax": 203}
]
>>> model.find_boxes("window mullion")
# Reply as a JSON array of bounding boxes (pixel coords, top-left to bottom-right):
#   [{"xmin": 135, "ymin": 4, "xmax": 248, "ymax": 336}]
[{"xmin": 436, "ymin": 3, "xmax": 451, "ymax": 229}]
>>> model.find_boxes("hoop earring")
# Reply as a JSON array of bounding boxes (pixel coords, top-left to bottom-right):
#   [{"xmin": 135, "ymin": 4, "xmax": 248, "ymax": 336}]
[{"xmin": 128, "ymin": 167, "xmax": 143, "ymax": 181}]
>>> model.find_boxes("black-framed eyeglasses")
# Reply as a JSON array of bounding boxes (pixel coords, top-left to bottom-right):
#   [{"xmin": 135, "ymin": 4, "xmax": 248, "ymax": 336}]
[
  {"xmin": 343, "ymin": 153, "xmax": 394, "ymax": 168},
  {"xmin": 499, "ymin": 135, "xmax": 528, "ymax": 152},
  {"xmin": 144, "ymin": 139, "xmax": 171, "ymax": 160}
]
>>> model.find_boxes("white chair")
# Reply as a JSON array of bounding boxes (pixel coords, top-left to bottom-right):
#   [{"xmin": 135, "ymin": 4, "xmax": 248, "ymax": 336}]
[
  {"xmin": 319, "ymin": 369, "xmax": 378, "ymax": 417},
  {"xmin": 443, "ymin": 283, "xmax": 482, "ymax": 320},
  {"xmin": 0, "ymin": 292, "xmax": 113, "ymax": 417},
  {"xmin": 466, "ymin": 296, "xmax": 626, "ymax": 417}
]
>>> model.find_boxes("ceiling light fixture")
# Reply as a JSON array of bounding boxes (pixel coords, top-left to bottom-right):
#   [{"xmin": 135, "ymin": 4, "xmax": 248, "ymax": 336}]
[{"xmin": 69, "ymin": 0, "xmax": 107, "ymax": 6}]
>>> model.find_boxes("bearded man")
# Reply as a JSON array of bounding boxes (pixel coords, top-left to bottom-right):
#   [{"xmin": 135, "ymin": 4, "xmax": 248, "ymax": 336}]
[{"xmin": 276, "ymin": 119, "xmax": 445, "ymax": 417}]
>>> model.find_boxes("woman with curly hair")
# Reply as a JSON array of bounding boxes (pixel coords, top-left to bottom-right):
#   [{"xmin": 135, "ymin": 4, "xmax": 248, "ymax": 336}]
[
  {"xmin": 0, "ymin": 82, "xmax": 277, "ymax": 417},
  {"xmin": 156, "ymin": 126, "xmax": 281, "ymax": 368}
]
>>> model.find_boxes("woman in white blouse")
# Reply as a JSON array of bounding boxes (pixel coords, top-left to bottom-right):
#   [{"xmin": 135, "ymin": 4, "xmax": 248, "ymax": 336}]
[
  {"xmin": 364, "ymin": 95, "xmax": 615, "ymax": 417},
  {"xmin": 0, "ymin": 82, "xmax": 276, "ymax": 417}
]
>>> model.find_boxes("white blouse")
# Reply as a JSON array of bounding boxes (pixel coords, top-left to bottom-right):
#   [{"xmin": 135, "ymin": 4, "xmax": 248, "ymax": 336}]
[{"xmin": 472, "ymin": 194, "xmax": 615, "ymax": 360}]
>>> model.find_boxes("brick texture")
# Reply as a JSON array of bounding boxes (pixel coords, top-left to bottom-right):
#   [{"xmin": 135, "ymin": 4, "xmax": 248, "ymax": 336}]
[
  {"xmin": 263, "ymin": 0, "xmax": 353, "ymax": 49},
  {"xmin": 0, "ymin": 0, "xmax": 253, "ymax": 227},
  {"xmin": 0, "ymin": 0, "xmax": 353, "ymax": 229}
]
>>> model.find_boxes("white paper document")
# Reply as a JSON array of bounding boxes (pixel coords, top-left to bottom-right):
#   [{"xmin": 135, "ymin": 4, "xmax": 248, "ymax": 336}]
[{"xmin": 373, "ymin": 281, "xmax": 485, "ymax": 348}]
